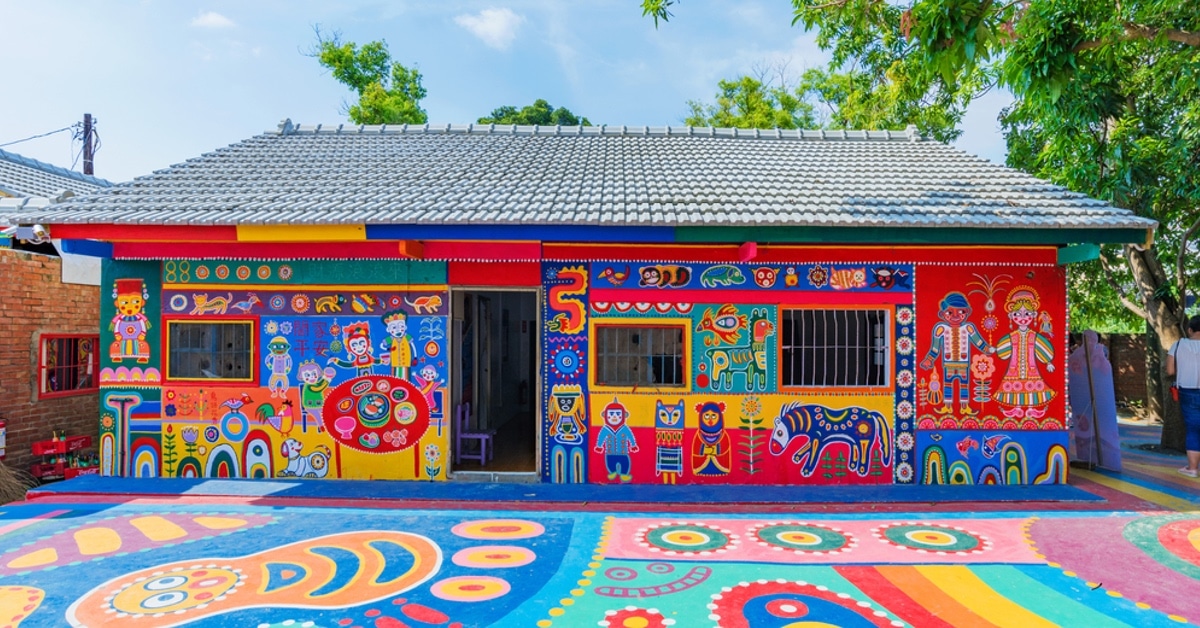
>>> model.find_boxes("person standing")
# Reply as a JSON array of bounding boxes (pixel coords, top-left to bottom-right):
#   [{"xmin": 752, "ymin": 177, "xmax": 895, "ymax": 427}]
[{"xmin": 1167, "ymin": 315, "xmax": 1200, "ymax": 478}]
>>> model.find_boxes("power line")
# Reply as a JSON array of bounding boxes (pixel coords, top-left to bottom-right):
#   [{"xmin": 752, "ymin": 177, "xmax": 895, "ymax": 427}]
[{"xmin": 0, "ymin": 124, "xmax": 80, "ymax": 149}]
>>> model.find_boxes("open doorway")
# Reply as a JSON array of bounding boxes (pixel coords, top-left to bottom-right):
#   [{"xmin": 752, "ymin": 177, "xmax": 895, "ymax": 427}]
[{"xmin": 452, "ymin": 289, "xmax": 539, "ymax": 476}]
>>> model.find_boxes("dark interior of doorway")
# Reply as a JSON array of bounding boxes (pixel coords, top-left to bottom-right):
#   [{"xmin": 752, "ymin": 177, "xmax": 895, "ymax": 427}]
[{"xmin": 455, "ymin": 290, "xmax": 538, "ymax": 473}]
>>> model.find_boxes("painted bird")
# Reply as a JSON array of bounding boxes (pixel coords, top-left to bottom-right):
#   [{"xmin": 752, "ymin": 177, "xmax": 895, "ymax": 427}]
[
  {"xmin": 221, "ymin": 394, "xmax": 253, "ymax": 412},
  {"xmin": 255, "ymin": 399, "xmax": 295, "ymax": 436}
]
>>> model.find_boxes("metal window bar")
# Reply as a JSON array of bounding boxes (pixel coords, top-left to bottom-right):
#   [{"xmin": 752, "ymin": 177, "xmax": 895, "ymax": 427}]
[
  {"xmin": 41, "ymin": 337, "xmax": 96, "ymax": 394},
  {"xmin": 169, "ymin": 323, "xmax": 251, "ymax": 379},
  {"xmin": 781, "ymin": 309, "xmax": 889, "ymax": 387},
  {"xmin": 596, "ymin": 326, "xmax": 685, "ymax": 387}
]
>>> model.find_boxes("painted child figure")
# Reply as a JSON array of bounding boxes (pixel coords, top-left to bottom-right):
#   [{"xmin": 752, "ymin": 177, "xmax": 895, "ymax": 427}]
[
  {"xmin": 327, "ymin": 322, "xmax": 382, "ymax": 376},
  {"xmin": 109, "ymin": 278, "xmax": 151, "ymax": 363},
  {"xmin": 920, "ymin": 292, "xmax": 993, "ymax": 415},
  {"xmin": 414, "ymin": 364, "xmax": 443, "ymax": 413},
  {"xmin": 654, "ymin": 399, "xmax": 685, "ymax": 484},
  {"xmin": 691, "ymin": 401, "xmax": 731, "ymax": 476},
  {"xmin": 297, "ymin": 360, "xmax": 335, "ymax": 431},
  {"xmin": 993, "ymin": 287, "xmax": 1056, "ymax": 419},
  {"xmin": 264, "ymin": 336, "xmax": 293, "ymax": 398},
  {"xmin": 380, "ymin": 310, "xmax": 416, "ymax": 380},
  {"xmin": 593, "ymin": 398, "xmax": 638, "ymax": 482}
]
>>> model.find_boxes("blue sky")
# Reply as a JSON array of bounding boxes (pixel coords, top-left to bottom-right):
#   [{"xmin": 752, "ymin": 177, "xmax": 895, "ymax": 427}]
[{"xmin": 1, "ymin": 1, "xmax": 1011, "ymax": 183}]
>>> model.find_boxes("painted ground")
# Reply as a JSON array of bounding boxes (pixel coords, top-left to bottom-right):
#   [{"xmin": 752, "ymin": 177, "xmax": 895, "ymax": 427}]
[{"xmin": 0, "ymin": 420, "xmax": 1196, "ymax": 628}]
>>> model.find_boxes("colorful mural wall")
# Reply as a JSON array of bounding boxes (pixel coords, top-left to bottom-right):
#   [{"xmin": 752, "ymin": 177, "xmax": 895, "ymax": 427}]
[
  {"xmin": 99, "ymin": 251, "xmax": 1068, "ymax": 486},
  {"xmin": 100, "ymin": 260, "xmax": 451, "ymax": 481}
]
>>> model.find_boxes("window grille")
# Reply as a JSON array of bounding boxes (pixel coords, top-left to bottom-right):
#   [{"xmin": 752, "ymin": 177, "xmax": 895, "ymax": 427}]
[
  {"xmin": 38, "ymin": 335, "xmax": 99, "ymax": 398},
  {"xmin": 780, "ymin": 309, "xmax": 889, "ymax": 388},
  {"xmin": 595, "ymin": 325, "xmax": 686, "ymax": 387},
  {"xmin": 167, "ymin": 321, "xmax": 253, "ymax": 381}
]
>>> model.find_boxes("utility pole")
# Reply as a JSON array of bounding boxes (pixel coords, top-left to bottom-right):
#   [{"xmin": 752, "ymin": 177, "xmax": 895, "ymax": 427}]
[{"xmin": 82, "ymin": 113, "xmax": 94, "ymax": 175}]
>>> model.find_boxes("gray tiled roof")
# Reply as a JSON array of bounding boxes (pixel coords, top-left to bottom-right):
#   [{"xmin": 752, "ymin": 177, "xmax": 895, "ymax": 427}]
[
  {"xmin": 0, "ymin": 121, "xmax": 1156, "ymax": 233},
  {"xmin": 0, "ymin": 148, "xmax": 112, "ymax": 201}
]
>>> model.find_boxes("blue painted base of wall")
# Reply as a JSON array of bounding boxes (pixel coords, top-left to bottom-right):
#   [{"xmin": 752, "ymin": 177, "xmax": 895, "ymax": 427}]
[{"xmin": 31, "ymin": 475, "xmax": 1102, "ymax": 504}]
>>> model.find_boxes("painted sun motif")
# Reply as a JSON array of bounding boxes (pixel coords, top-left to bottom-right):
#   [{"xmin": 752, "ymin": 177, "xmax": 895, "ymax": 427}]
[{"xmin": 873, "ymin": 522, "xmax": 992, "ymax": 555}]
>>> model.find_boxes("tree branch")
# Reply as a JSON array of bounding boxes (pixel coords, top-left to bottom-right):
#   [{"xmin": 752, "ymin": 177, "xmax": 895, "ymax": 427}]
[
  {"xmin": 1177, "ymin": 214, "xmax": 1200, "ymax": 331},
  {"xmin": 1099, "ymin": 249, "xmax": 1148, "ymax": 320},
  {"xmin": 1075, "ymin": 22, "xmax": 1200, "ymax": 52}
]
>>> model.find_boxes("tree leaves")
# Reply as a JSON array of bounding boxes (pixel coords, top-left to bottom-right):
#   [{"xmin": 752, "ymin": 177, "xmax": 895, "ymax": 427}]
[
  {"xmin": 312, "ymin": 29, "xmax": 428, "ymax": 125},
  {"xmin": 478, "ymin": 100, "xmax": 592, "ymax": 126}
]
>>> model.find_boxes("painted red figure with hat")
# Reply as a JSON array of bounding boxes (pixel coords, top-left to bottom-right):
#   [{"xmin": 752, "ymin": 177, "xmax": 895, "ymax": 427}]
[
  {"xmin": 327, "ymin": 321, "xmax": 383, "ymax": 376},
  {"xmin": 109, "ymin": 278, "xmax": 151, "ymax": 363}
]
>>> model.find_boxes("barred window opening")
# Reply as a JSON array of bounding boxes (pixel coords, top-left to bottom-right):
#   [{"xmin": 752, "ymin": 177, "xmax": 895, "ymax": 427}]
[
  {"xmin": 167, "ymin": 321, "xmax": 253, "ymax": 381},
  {"xmin": 595, "ymin": 325, "xmax": 686, "ymax": 387},
  {"xmin": 39, "ymin": 335, "xmax": 99, "ymax": 398},
  {"xmin": 781, "ymin": 309, "xmax": 889, "ymax": 388}
]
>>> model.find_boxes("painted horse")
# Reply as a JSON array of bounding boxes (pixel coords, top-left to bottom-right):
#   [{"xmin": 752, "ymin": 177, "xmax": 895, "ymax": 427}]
[{"xmin": 768, "ymin": 402, "xmax": 892, "ymax": 477}]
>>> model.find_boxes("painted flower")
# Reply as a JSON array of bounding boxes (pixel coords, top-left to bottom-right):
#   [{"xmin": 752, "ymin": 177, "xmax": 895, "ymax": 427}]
[
  {"xmin": 982, "ymin": 314, "xmax": 1000, "ymax": 333},
  {"xmin": 896, "ymin": 462, "xmax": 914, "ymax": 482},
  {"xmin": 204, "ymin": 426, "xmax": 220, "ymax": 443},
  {"xmin": 384, "ymin": 429, "xmax": 407, "ymax": 447},
  {"xmin": 264, "ymin": 320, "xmax": 279, "ymax": 335},
  {"xmin": 181, "ymin": 427, "xmax": 199, "ymax": 445},
  {"xmin": 896, "ymin": 432, "xmax": 915, "ymax": 451},
  {"xmin": 896, "ymin": 400, "xmax": 915, "ymax": 419},
  {"xmin": 424, "ymin": 444, "xmax": 442, "ymax": 465},
  {"xmin": 741, "ymin": 395, "xmax": 762, "ymax": 418},
  {"xmin": 165, "ymin": 404, "xmax": 177, "ymax": 417},
  {"xmin": 896, "ymin": 370, "xmax": 915, "ymax": 388},
  {"xmin": 971, "ymin": 354, "xmax": 996, "ymax": 380},
  {"xmin": 101, "ymin": 414, "xmax": 115, "ymax": 430},
  {"xmin": 165, "ymin": 389, "xmax": 177, "ymax": 401},
  {"xmin": 896, "ymin": 307, "xmax": 915, "ymax": 326},
  {"xmin": 896, "ymin": 336, "xmax": 915, "ymax": 355},
  {"xmin": 280, "ymin": 321, "xmax": 293, "ymax": 335},
  {"xmin": 807, "ymin": 264, "xmax": 829, "ymax": 288}
]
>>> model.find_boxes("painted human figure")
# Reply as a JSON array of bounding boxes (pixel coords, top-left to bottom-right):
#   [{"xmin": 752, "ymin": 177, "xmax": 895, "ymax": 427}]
[
  {"xmin": 549, "ymin": 385, "xmax": 586, "ymax": 446},
  {"xmin": 109, "ymin": 278, "xmax": 151, "ymax": 363},
  {"xmin": 691, "ymin": 401, "xmax": 731, "ymax": 476},
  {"xmin": 593, "ymin": 398, "xmax": 638, "ymax": 482},
  {"xmin": 993, "ymin": 287, "xmax": 1056, "ymax": 418},
  {"xmin": 920, "ymin": 292, "xmax": 993, "ymax": 415},
  {"xmin": 327, "ymin": 322, "xmax": 382, "ymax": 376},
  {"xmin": 264, "ymin": 336, "xmax": 293, "ymax": 398},
  {"xmin": 414, "ymin": 364, "xmax": 443, "ymax": 413},
  {"xmin": 380, "ymin": 310, "xmax": 416, "ymax": 380},
  {"xmin": 654, "ymin": 399, "xmax": 685, "ymax": 484},
  {"xmin": 297, "ymin": 360, "xmax": 335, "ymax": 431}
]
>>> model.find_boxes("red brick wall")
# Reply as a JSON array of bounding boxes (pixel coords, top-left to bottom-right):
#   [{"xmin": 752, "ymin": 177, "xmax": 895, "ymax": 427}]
[
  {"xmin": 0, "ymin": 249, "xmax": 100, "ymax": 474},
  {"xmin": 1107, "ymin": 334, "xmax": 1148, "ymax": 404}
]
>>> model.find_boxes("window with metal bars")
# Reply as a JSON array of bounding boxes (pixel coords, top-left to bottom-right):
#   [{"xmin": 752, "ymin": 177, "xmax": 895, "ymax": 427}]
[
  {"xmin": 38, "ymin": 334, "xmax": 99, "ymax": 398},
  {"xmin": 166, "ymin": 321, "xmax": 253, "ymax": 381},
  {"xmin": 594, "ymin": 324, "xmax": 686, "ymax": 387},
  {"xmin": 780, "ymin": 308, "xmax": 890, "ymax": 388}
]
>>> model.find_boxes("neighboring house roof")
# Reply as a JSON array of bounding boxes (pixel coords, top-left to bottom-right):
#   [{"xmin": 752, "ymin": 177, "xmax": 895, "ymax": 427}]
[
  {"xmin": 0, "ymin": 148, "xmax": 112, "ymax": 201},
  {"xmin": 0, "ymin": 121, "xmax": 1156, "ymax": 241}
]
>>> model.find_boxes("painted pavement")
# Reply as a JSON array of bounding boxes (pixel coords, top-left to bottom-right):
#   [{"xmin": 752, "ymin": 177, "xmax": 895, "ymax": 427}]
[{"xmin": 0, "ymin": 499, "xmax": 1195, "ymax": 627}]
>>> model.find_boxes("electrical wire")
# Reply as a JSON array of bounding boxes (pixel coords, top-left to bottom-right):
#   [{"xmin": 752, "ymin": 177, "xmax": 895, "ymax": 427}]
[{"xmin": 0, "ymin": 124, "xmax": 80, "ymax": 148}]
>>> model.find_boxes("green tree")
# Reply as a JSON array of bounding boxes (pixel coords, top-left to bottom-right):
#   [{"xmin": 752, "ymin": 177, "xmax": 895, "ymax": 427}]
[
  {"xmin": 685, "ymin": 74, "xmax": 817, "ymax": 129},
  {"xmin": 644, "ymin": 0, "xmax": 1200, "ymax": 448},
  {"xmin": 478, "ymin": 99, "xmax": 591, "ymax": 126},
  {"xmin": 311, "ymin": 29, "xmax": 427, "ymax": 125}
]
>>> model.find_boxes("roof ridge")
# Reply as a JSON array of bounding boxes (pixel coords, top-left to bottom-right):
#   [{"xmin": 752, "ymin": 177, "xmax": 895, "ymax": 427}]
[
  {"xmin": 0, "ymin": 147, "xmax": 114, "ymax": 187},
  {"xmin": 271, "ymin": 118, "xmax": 927, "ymax": 142}
]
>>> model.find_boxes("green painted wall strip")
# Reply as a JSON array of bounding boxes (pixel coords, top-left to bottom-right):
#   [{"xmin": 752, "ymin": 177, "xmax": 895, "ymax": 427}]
[
  {"xmin": 674, "ymin": 226, "xmax": 1151, "ymax": 246},
  {"xmin": 1056, "ymin": 244, "xmax": 1101, "ymax": 265},
  {"xmin": 159, "ymin": 260, "xmax": 447, "ymax": 285}
]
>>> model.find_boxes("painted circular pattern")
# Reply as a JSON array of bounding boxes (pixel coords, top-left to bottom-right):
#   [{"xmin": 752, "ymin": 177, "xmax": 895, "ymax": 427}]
[
  {"xmin": 1122, "ymin": 514, "xmax": 1200, "ymax": 577},
  {"xmin": 895, "ymin": 462, "xmax": 914, "ymax": 483},
  {"xmin": 896, "ymin": 432, "xmax": 915, "ymax": 451},
  {"xmin": 640, "ymin": 523, "xmax": 736, "ymax": 554},
  {"xmin": 424, "ymin": 340, "xmax": 440, "ymax": 357},
  {"xmin": 601, "ymin": 607, "xmax": 675, "ymax": 628},
  {"xmin": 322, "ymin": 376, "xmax": 430, "ymax": 454},
  {"xmin": 896, "ymin": 307, "xmax": 914, "ymax": 325},
  {"xmin": 429, "ymin": 576, "xmax": 510, "ymax": 602},
  {"xmin": 203, "ymin": 426, "xmax": 220, "ymax": 443},
  {"xmin": 451, "ymin": 545, "xmax": 536, "ymax": 568},
  {"xmin": 452, "ymin": 519, "xmax": 545, "ymax": 540},
  {"xmin": 236, "ymin": 265, "xmax": 251, "ymax": 280},
  {"xmin": 291, "ymin": 294, "xmax": 310, "ymax": 313},
  {"xmin": 168, "ymin": 294, "xmax": 188, "ymax": 312},
  {"xmin": 220, "ymin": 412, "xmax": 248, "ymax": 442},
  {"xmin": 256, "ymin": 265, "xmax": 271, "ymax": 280},
  {"xmin": 751, "ymin": 522, "xmax": 853, "ymax": 554},
  {"xmin": 604, "ymin": 567, "xmax": 638, "ymax": 581},
  {"xmin": 646, "ymin": 562, "xmax": 674, "ymax": 574},
  {"xmin": 553, "ymin": 347, "xmax": 581, "ymax": 376},
  {"xmin": 708, "ymin": 580, "xmax": 901, "ymax": 628},
  {"xmin": 269, "ymin": 295, "xmax": 286, "ymax": 311},
  {"xmin": 278, "ymin": 265, "xmax": 293, "ymax": 281},
  {"xmin": 215, "ymin": 265, "xmax": 230, "ymax": 280},
  {"xmin": 194, "ymin": 265, "xmax": 210, "ymax": 280},
  {"xmin": 875, "ymin": 522, "xmax": 989, "ymax": 554}
]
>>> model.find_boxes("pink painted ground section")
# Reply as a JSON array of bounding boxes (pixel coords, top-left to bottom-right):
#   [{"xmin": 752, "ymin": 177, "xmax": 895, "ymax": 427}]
[
  {"xmin": 0, "ymin": 510, "xmax": 70, "ymax": 537},
  {"xmin": 603, "ymin": 517, "xmax": 1043, "ymax": 564},
  {"xmin": 1030, "ymin": 515, "xmax": 1200, "ymax": 619}
]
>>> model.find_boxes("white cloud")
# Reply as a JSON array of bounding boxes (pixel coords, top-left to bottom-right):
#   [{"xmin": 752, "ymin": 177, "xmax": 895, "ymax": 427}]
[
  {"xmin": 454, "ymin": 8, "xmax": 524, "ymax": 51},
  {"xmin": 191, "ymin": 11, "xmax": 235, "ymax": 28}
]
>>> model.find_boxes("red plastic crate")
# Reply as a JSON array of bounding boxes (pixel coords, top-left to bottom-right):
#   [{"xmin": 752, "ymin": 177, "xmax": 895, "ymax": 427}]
[
  {"xmin": 30, "ymin": 462, "xmax": 66, "ymax": 479},
  {"xmin": 64, "ymin": 467, "xmax": 99, "ymax": 479},
  {"xmin": 31, "ymin": 435, "xmax": 91, "ymax": 456}
]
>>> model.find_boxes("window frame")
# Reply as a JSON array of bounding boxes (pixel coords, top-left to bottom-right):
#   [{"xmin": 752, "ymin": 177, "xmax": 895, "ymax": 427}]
[
  {"xmin": 590, "ymin": 318, "xmax": 691, "ymax": 392},
  {"xmin": 777, "ymin": 305, "xmax": 893, "ymax": 393},
  {"xmin": 163, "ymin": 317, "xmax": 257, "ymax": 384},
  {"xmin": 37, "ymin": 333, "xmax": 100, "ymax": 399}
]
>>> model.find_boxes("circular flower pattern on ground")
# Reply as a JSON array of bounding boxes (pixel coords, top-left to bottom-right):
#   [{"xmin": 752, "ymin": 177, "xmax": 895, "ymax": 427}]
[
  {"xmin": 451, "ymin": 519, "xmax": 545, "ymax": 540},
  {"xmin": 637, "ymin": 522, "xmax": 738, "ymax": 555},
  {"xmin": 748, "ymin": 522, "xmax": 855, "ymax": 555},
  {"xmin": 600, "ymin": 606, "xmax": 676, "ymax": 627},
  {"xmin": 451, "ymin": 545, "xmax": 536, "ymax": 569},
  {"xmin": 873, "ymin": 522, "xmax": 991, "ymax": 555},
  {"xmin": 429, "ymin": 576, "xmax": 510, "ymax": 602}
]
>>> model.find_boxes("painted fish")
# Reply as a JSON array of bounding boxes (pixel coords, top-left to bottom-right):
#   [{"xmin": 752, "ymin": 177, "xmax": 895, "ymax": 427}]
[
  {"xmin": 981, "ymin": 434, "xmax": 1010, "ymax": 459},
  {"xmin": 955, "ymin": 435, "xmax": 979, "ymax": 458}
]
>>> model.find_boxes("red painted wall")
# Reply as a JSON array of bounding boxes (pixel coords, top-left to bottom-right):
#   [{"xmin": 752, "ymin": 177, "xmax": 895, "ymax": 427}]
[{"xmin": 0, "ymin": 249, "xmax": 100, "ymax": 473}]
